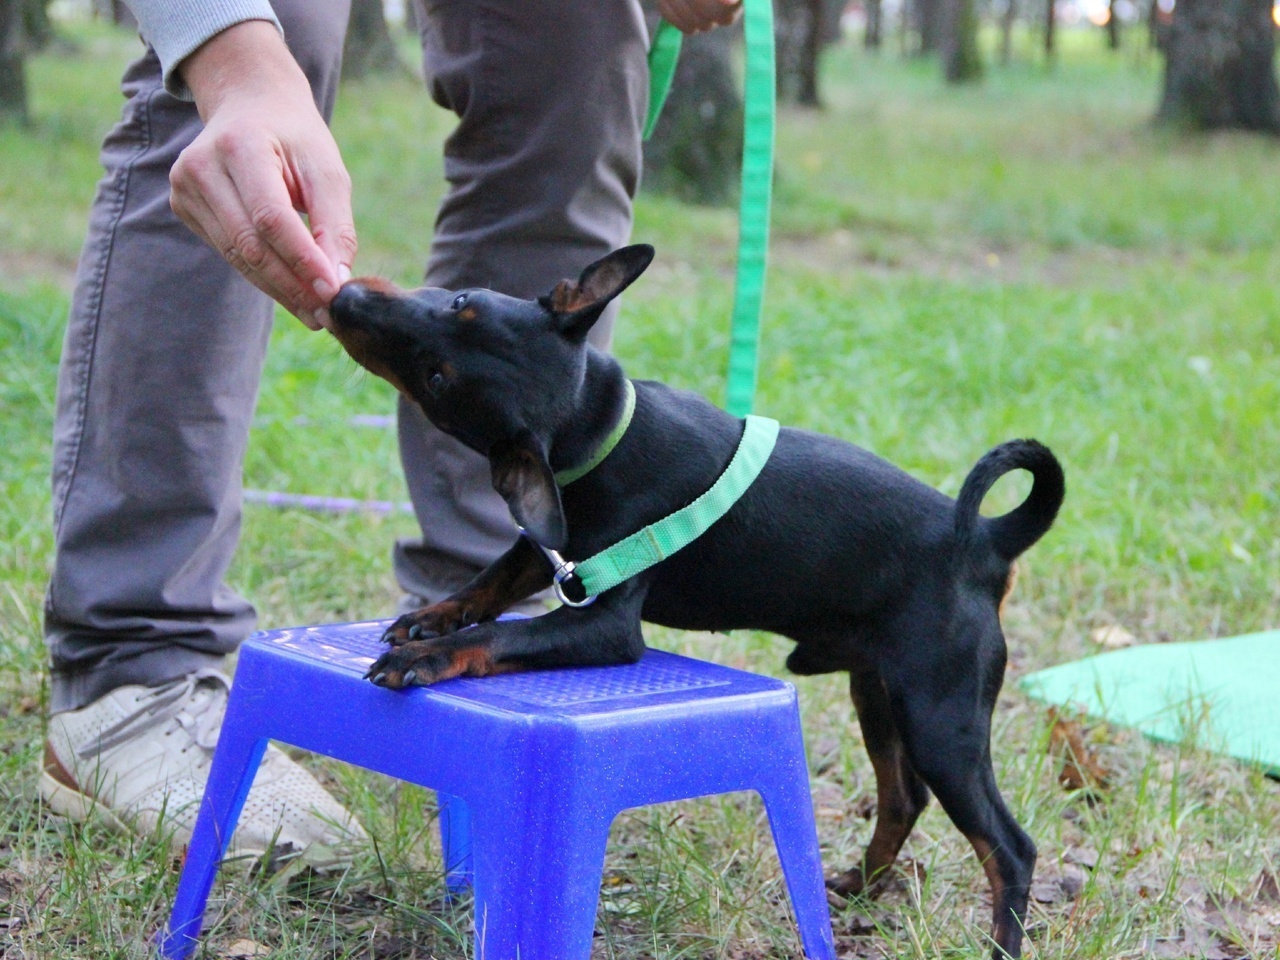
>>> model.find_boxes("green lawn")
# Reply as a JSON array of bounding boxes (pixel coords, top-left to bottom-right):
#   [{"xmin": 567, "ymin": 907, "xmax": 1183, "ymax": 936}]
[{"xmin": 2, "ymin": 21, "xmax": 1278, "ymax": 960}]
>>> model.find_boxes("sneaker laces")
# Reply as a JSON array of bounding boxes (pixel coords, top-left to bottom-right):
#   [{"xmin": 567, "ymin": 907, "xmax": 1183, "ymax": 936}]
[{"xmin": 77, "ymin": 668, "xmax": 231, "ymax": 760}]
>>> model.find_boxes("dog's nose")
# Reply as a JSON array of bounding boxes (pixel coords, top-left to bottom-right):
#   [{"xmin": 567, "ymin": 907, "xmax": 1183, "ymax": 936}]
[{"xmin": 330, "ymin": 281, "xmax": 369, "ymax": 322}]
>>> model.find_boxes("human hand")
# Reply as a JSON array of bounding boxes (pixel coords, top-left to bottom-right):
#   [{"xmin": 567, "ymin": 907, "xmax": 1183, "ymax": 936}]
[
  {"xmin": 169, "ymin": 21, "xmax": 356, "ymax": 330},
  {"xmin": 657, "ymin": 0, "xmax": 743, "ymax": 33}
]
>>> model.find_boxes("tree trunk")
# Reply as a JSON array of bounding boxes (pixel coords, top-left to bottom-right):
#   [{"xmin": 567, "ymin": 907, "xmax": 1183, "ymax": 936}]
[
  {"xmin": 21, "ymin": 0, "xmax": 51, "ymax": 49},
  {"xmin": 1148, "ymin": 0, "xmax": 1169, "ymax": 49},
  {"xmin": 93, "ymin": 0, "xmax": 136, "ymax": 28},
  {"xmin": 1157, "ymin": 0, "xmax": 1280, "ymax": 132},
  {"xmin": 1106, "ymin": 0, "xmax": 1121, "ymax": 48},
  {"xmin": 797, "ymin": 0, "xmax": 823, "ymax": 106},
  {"xmin": 866, "ymin": 0, "xmax": 883, "ymax": 48},
  {"xmin": 643, "ymin": 24, "xmax": 743, "ymax": 205},
  {"xmin": 775, "ymin": 0, "xmax": 813, "ymax": 104},
  {"xmin": 999, "ymin": 0, "xmax": 1016, "ymax": 64},
  {"xmin": 917, "ymin": 0, "xmax": 942, "ymax": 53},
  {"xmin": 1044, "ymin": 0, "xmax": 1056, "ymax": 58},
  {"xmin": 941, "ymin": 0, "xmax": 982, "ymax": 82},
  {"xmin": 342, "ymin": 0, "xmax": 401, "ymax": 81},
  {"xmin": 0, "ymin": 0, "xmax": 27, "ymax": 124}
]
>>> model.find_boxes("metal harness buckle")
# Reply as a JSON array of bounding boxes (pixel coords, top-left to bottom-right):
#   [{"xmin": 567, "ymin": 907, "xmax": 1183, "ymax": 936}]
[{"xmin": 515, "ymin": 526, "xmax": 596, "ymax": 608}]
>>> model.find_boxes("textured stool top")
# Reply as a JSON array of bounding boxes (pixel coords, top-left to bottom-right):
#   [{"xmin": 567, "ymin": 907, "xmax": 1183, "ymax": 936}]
[{"xmin": 246, "ymin": 619, "xmax": 790, "ymax": 718}]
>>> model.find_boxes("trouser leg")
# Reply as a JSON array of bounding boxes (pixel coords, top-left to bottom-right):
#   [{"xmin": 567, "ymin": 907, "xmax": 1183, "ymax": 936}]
[
  {"xmin": 44, "ymin": 2, "xmax": 350, "ymax": 713},
  {"xmin": 395, "ymin": 0, "xmax": 649, "ymax": 601}
]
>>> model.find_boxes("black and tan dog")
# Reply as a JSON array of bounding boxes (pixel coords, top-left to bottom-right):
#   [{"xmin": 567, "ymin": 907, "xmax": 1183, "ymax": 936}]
[{"xmin": 329, "ymin": 245, "xmax": 1064, "ymax": 958}]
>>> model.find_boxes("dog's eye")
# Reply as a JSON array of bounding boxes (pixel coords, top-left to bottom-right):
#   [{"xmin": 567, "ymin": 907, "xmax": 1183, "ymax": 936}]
[
  {"xmin": 452, "ymin": 294, "xmax": 467, "ymax": 311},
  {"xmin": 427, "ymin": 371, "xmax": 445, "ymax": 396}
]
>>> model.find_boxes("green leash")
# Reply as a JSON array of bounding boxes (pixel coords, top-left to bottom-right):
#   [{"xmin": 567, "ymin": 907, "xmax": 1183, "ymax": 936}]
[
  {"xmin": 529, "ymin": 411, "xmax": 780, "ymax": 606},
  {"xmin": 644, "ymin": 7, "xmax": 775, "ymax": 417}
]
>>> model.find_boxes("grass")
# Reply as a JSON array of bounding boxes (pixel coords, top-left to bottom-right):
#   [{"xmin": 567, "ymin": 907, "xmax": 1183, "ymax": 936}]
[{"xmin": 3, "ymin": 18, "xmax": 1280, "ymax": 960}]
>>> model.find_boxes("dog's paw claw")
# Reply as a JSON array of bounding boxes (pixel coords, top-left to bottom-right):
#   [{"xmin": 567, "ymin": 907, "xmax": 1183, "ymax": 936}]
[
  {"xmin": 402, "ymin": 670, "xmax": 417, "ymax": 686},
  {"xmin": 408, "ymin": 624, "xmax": 422, "ymax": 640},
  {"xmin": 371, "ymin": 671, "xmax": 388, "ymax": 686}
]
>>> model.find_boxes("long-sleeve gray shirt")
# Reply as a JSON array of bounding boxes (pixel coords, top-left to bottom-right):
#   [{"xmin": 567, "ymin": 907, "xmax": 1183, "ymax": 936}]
[{"xmin": 123, "ymin": 0, "xmax": 283, "ymax": 99}]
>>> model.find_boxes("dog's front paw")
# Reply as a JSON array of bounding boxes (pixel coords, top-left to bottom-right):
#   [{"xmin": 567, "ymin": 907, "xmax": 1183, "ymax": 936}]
[
  {"xmin": 381, "ymin": 600, "xmax": 472, "ymax": 646},
  {"xmin": 364, "ymin": 638, "xmax": 499, "ymax": 689}
]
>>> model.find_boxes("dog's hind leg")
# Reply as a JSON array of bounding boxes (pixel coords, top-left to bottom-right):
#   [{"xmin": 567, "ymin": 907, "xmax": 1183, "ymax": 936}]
[
  {"xmin": 827, "ymin": 667, "xmax": 931, "ymax": 898},
  {"xmin": 887, "ymin": 649, "xmax": 1035, "ymax": 959}
]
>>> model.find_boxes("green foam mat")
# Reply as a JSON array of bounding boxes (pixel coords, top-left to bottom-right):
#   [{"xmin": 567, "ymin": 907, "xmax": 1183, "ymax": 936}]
[{"xmin": 1020, "ymin": 630, "xmax": 1280, "ymax": 774}]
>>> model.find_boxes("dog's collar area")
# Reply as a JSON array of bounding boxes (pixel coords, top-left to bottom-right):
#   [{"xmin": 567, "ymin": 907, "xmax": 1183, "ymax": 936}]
[
  {"xmin": 553, "ymin": 379, "xmax": 637, "ymax": 488},
  {"xmin": 523, "ymin": 414, "xmax": 781, "ymax": 607}
]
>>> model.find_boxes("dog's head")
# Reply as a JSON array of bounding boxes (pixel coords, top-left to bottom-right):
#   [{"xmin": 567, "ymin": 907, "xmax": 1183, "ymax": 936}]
[{"xmin": 328, "ymin": 244, "xmax": 654, "ymax": 549}]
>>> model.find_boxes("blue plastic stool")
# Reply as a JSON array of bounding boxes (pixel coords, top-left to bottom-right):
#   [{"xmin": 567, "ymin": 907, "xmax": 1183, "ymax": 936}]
[{"xmin": 158, "ymin": 619, "xmax": 836, "ymax": 960}]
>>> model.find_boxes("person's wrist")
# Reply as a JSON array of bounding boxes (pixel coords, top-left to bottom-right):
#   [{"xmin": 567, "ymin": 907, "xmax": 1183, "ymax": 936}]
[{"xmin": 180, "ymin": 20, "xmax": 310, "ymax": 122}]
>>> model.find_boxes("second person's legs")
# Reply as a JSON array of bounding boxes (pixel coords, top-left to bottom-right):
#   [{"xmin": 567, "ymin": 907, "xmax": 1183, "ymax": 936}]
[{"xmin": 395, "ymin": 0, "xmax": 649, "ymax": 602}]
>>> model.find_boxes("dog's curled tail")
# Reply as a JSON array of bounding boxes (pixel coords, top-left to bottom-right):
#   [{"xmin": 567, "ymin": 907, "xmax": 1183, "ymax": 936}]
[{"xmin": 955, "ymin": 439, "xmax": 1065, "ymax": 561}]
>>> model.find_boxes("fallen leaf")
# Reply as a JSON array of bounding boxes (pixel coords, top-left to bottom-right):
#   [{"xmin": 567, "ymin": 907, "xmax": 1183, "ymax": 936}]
[
  {"xmin": 1091, "ymin": 624, "xmax": 1137, "ymax": 649},
  {"xmin": 1256, "ymin": 869, "xmax": 1280, "ymax": 905},
  {"xmin": 1064, "ymin": 845, "xmax": 1099, "ymax": 870},
  {"xmin": 852, "ymin": 795, "xmax": 876, "ymax": 820},
  {"xmin": 1030, "ymin": 880, "xmax": 1066, "ymax": 904},
  {"xmin": 222, "ymin": 940, "xmax": 270, "ymax": 959},
  {"xmin": 1047, "ymin": 708, "xmax": 1111, "ymax": 792}
]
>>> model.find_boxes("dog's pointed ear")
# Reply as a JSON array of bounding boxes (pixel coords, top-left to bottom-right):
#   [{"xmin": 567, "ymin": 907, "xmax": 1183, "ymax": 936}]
[
  {"xmin": 489, "ymin": 430, "xmax": 566, "ymax": 550},
  {"xmin": 539, "ymin": 245, "xmax": 655, "ymax": 341}
]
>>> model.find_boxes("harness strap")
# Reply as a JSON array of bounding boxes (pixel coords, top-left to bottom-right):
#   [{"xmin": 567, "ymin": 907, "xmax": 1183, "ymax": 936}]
[{"xmin": 560, "ymin": 415, "xmax": 779, "ymax": 601}]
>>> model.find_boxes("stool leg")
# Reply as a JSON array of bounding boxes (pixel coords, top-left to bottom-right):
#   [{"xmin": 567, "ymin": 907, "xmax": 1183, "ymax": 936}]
[
  {"xmin": 756, "ymin": 726, "xmax": 837, "ymax": 960},
  {"xmin": 437, "ymin": 791, "xmax": 473, "ymax": 893},
  {"xmin": 159, "ymin": 716, "xmax": 269, "ymax": 960},
  {"xmin": 468, "ymin": 798, "xmax": 614, "ymax": 960}
]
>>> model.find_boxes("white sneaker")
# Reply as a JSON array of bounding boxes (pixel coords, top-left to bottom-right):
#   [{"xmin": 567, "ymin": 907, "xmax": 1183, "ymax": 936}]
[{"xmin": 40, "ymin": 669, "xmax": 367, "ymax": 870}]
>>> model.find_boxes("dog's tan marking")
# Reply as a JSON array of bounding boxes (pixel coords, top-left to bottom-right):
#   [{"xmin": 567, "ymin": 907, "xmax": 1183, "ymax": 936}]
[
  {"xmin": 547, "ymin": 278, "xmax": 592, "ymax": 314},
  {"xmin": 348, "ymin": 275, "xmax": 402, "ymax": 296},
  {"xmin": 999, "ymin": 562, "xmax": 1019, "ymax": 620},
  {"xmin": 434, "ymin": 646, "xmax": 520, "ymax": 682},
  {"xmin": 457, "ymin": 307, "xmax": 477, "ymax": 321},
  {"xmin": 969, "ymin": 836, "xmax": 1013, "ymax": 947},
  {"xmin": 329, "ymin": 326, "xmax": 413, "ymax": 399}
]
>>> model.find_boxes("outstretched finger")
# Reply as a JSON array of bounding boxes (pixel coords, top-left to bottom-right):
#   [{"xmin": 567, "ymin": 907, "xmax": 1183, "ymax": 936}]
[
  {"xmin": 224, "ymin": 148, "xmax": 342, "ymax": 304},
  {"xmin": 299, "ymin": 162, "xmax": 358, "ymax": 289},
  {"xmin": 173, "ymin": 171, "xmax": 327, "ymax": 328}
]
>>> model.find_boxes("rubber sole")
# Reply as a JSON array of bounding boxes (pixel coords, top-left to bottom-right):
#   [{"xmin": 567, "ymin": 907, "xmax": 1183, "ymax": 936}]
[{"xmin": 37, "ymin": 769, "xmax": 352, "ymax": 873}]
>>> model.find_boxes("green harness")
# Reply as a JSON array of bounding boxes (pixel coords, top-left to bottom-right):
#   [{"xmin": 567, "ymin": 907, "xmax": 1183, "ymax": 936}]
[{"xmin": 524, "ymin": 380, "xmax": 780, "ymax": 607}]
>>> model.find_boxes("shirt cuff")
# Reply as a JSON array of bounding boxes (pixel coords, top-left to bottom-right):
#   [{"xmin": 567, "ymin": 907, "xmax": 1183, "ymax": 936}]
[{"xmin": 127, "ymin": 0, "xmax": 284, "ymax": 100}]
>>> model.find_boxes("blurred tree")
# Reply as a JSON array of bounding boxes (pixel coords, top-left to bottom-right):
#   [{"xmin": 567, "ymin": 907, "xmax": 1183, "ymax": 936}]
[
  {"xmin": 916, "ymin": 0, "xmax": 943, "ymax": 52},
  {"xmin": 95, "ymin": 0, "xmax": 136, "ymax": 29},
  {"xmin": 999, "ymin": 0, "xmax": 1017, "ymax": 64},
  {"xmin": 1157, "ymin": 0, "xmax": 1280, "ymax": 132},
  {"xmin": 1106, "ymin": 0, "xmax": 1121, "ymax": 48},
  {"xmin": 342, "ymin": 0, "xmax": 401, "ymax": 81},
  {"xmin": 1148, "ymin": 0, "xmax": 1170, "ymax": 49},
  {"xmin": 1044, "ymin": 0, "xmax": 1057, "ymax": 57},
  {"xmin": 941, "ymin": 0, "xmax": 982, "ymax": 81},
  {"xmin": 643, "ymin": 24, "xmax": 743, "ymax": 204},
  {"xmin": 21, "ymin": 0, "xmax": 51, "ymax": 49},
  {"xmin": 865, "ymin": 0, "xmax": 884, "ymax": 48},
  {"xmin": 776, "ymin": 0, "xmax": 843, "ymax": 106},
  {"xmin": 0, "ymin": 0, "xmax": 26, "ymax": 124}
]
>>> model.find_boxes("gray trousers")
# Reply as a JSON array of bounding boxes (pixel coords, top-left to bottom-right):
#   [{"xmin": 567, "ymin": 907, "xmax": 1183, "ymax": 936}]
[{"xmin": 45, "ymin": 0, "xmax": 648, "ymax": 713}]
